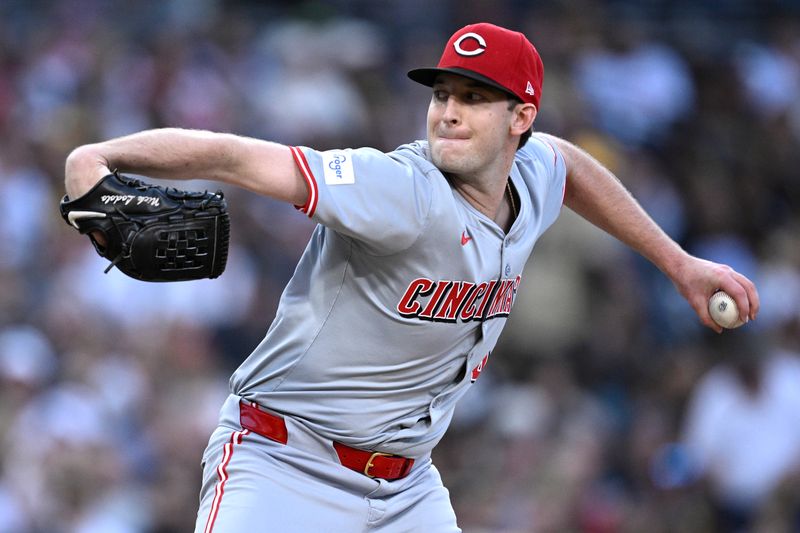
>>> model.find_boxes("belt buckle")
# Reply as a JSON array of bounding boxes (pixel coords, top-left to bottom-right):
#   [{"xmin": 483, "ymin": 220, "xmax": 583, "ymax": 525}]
[{"xmin": 363, "ymin": 451, "xmax": 391, "ymax": 478}]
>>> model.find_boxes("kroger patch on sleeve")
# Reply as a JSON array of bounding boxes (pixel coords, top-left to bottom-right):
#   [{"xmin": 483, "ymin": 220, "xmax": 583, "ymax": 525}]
[{"xmin": 322, "ymin": 151, "xmax": 355, "ymax": 185}]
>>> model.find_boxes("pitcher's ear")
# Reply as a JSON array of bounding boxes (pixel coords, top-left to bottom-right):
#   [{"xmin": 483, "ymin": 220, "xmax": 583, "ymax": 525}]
[{"xmin": 511, "ymin": 102, "xmax": 537, "ymax": 135}]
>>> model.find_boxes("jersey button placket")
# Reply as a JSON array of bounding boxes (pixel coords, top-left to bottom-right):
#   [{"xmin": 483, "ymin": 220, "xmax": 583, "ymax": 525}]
[{"xmin": 499, "ymin": 241, "xmax": 508, "ymax": 278}]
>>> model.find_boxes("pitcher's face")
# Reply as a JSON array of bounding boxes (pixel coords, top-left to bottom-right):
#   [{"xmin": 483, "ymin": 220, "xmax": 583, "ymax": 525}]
[{"xmin": 427, "ymin": 74, "xmax": 516, "ymax": 178}]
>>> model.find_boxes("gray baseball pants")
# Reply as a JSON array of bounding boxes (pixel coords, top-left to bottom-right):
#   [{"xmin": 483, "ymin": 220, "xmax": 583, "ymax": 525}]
[{"xmin": 194, "ymin": 394, "xmax": 461, "ymax": 532}]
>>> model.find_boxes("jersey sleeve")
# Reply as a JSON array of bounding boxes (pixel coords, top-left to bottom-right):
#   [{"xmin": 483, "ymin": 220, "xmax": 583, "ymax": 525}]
[
  {"xmin": 290, "ymin": 145, "xmax": 433, "ymax": 255},
  {"xmin": 520, "ymin": 133, "xmax": 567, "ymax": 232}
]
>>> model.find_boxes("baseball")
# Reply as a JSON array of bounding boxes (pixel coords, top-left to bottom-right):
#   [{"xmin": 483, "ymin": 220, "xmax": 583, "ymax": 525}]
[{"xmin": 708, "ymin": 291, "xmax": 744, "ymax": 329}]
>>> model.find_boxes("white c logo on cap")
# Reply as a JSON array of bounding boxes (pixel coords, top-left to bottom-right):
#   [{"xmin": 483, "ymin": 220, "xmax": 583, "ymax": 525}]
[{"xmin": 453, "ymin": 32, "xmax": 486, "ymax": 57}]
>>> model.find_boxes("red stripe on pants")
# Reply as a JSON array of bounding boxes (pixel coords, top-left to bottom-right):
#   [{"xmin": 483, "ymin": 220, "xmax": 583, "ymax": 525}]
[{"xmin": 203, "ymin": 429, "xmax": 250, "ymax": 533}]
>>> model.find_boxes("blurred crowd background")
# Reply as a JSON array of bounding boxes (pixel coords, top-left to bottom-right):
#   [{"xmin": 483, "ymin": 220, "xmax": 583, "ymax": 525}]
[{"xmin": 0, "ymin": 0, "xmax": 799, "ymax": 531}]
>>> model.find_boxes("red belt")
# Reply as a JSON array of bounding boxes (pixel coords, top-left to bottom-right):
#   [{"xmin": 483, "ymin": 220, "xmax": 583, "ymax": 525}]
[{"xmin": 239, "ymin": 400, "xmax": 414, "ymax": 481}]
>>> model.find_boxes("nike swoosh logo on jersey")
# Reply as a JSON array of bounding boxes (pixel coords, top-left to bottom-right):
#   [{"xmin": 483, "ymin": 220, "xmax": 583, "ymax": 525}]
[
  {"xmin": 461, "ymin": 230, "xmax": 472, "ymax": 246},
  {"xmin": 67, "ymin": 210, "xmax": 107, "ymax": 229}
]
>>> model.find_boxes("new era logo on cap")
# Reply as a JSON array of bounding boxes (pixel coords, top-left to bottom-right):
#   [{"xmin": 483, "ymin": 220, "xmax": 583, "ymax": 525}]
[
  {"xmin": 407, "ymin": 22, "xmax": 544, "ymax": 108},
  {"xmin": 525, "ymin": 81, "xmax": 535, "ymax": 96}
]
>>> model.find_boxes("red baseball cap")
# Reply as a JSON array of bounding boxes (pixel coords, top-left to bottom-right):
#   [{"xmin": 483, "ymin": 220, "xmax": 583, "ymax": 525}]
[{"xmin": 408, "ymin": 23, "xmax": 544, "ymax": 108}]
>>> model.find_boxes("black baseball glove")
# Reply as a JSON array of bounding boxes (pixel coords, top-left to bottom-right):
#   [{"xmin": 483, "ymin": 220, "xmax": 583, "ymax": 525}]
[{"xmin": 59, "ymin": 171, "xmax": 229, "ymax": 282}]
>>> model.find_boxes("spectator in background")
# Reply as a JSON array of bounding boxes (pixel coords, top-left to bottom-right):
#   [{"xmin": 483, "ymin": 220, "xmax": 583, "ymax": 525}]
[
  {"xmin": 682, "ymin": 329, "xmax": 800, "ymax": 532},
  {"xmin": 573, "ymin": 19, "xmax": 695, "ymax": 146}
]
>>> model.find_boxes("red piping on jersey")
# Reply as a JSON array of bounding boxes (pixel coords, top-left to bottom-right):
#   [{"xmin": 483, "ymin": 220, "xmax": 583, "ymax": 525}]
[
  {"xmin": 290, "ymin": 146, "xmax": 318, "ymax": 217},
  {"xmin": 203, "ymin": 429, "xmax": 250, "ymax": 533}
]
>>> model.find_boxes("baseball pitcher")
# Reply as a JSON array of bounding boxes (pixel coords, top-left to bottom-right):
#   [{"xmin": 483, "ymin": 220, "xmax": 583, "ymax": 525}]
[{"xmin": 61, "ymin": 22, "xmax": 759, "ymax": 532}]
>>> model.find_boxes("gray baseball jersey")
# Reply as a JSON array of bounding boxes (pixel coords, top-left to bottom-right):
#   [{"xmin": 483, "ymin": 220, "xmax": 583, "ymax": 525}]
[{"xmin": 228, "ymin": 133, "xmax": 565, "ymax": 459}]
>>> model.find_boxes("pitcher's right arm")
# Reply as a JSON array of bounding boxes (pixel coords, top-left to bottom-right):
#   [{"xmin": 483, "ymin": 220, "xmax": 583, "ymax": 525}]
[{"xmin": 64, "ymin": 128, "xmax": 308, "ymax": 206}]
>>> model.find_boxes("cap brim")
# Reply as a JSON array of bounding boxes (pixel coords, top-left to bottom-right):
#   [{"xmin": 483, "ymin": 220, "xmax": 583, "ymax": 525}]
[{"xmin": 407, "ymin": 67, "xmax": 519, "ymax": 101}]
